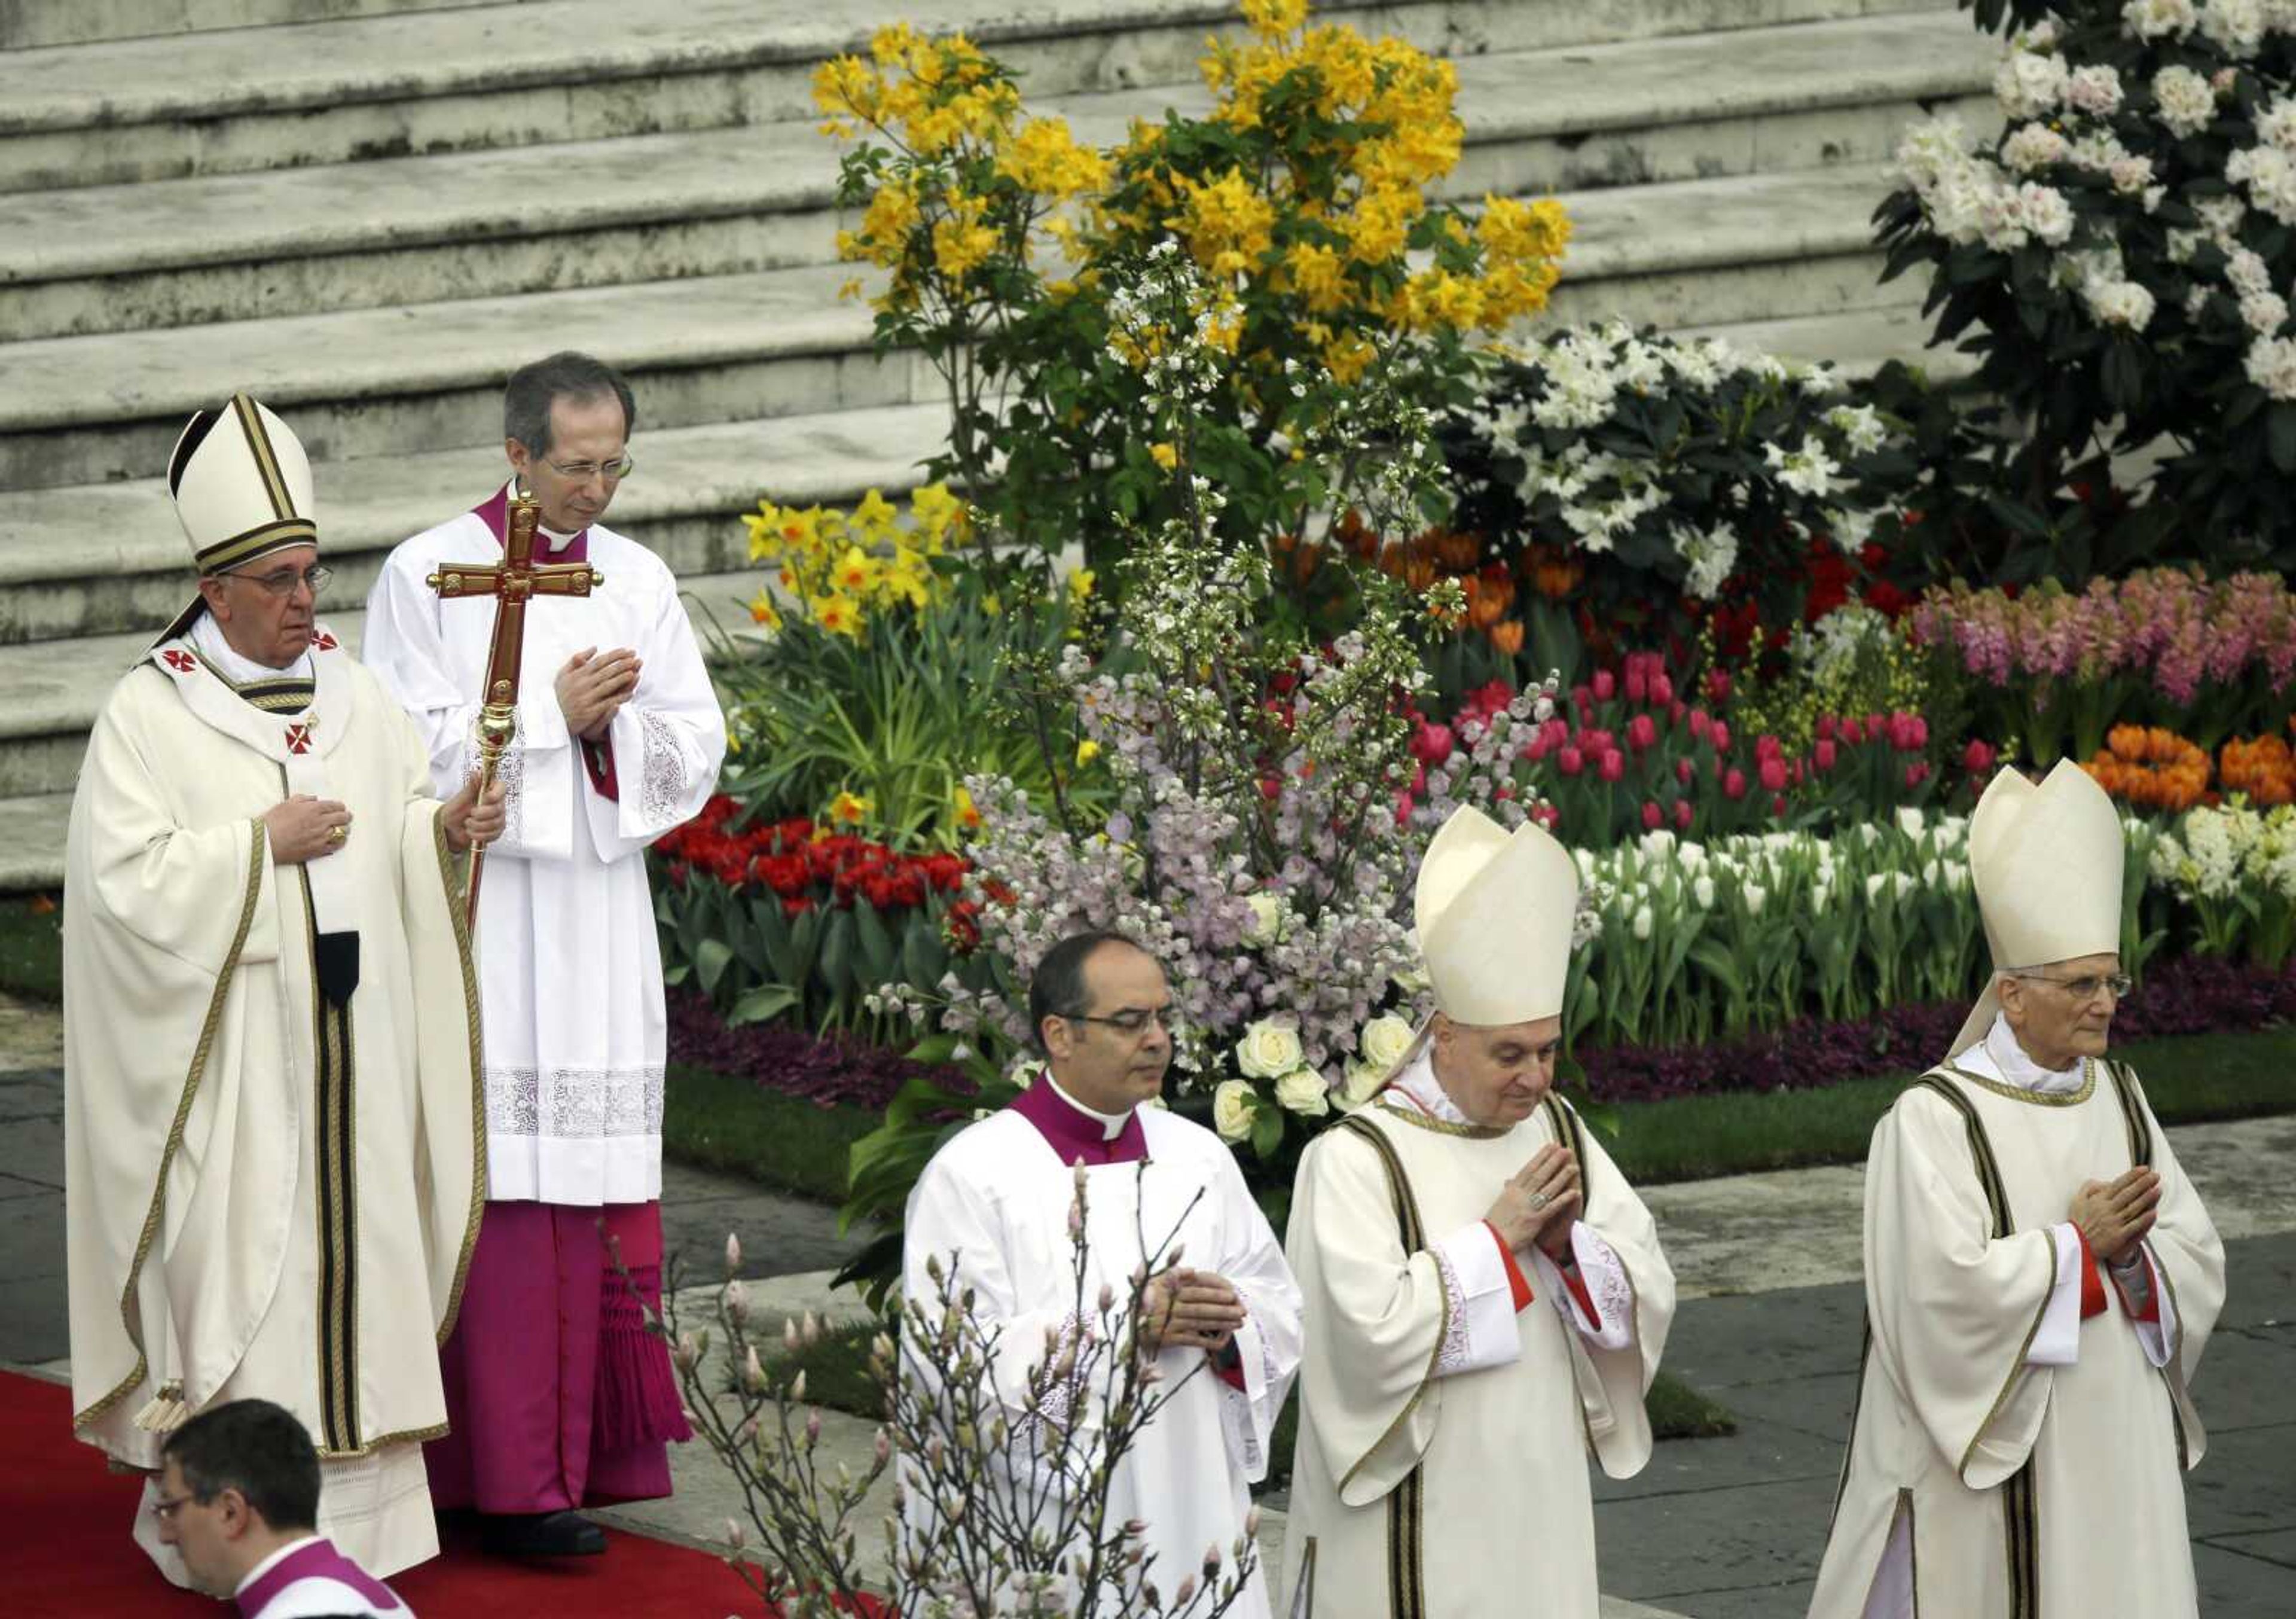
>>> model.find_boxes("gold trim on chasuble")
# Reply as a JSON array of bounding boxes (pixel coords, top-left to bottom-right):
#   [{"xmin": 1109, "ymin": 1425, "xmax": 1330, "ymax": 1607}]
[
  {"xmin": 1907, "ymin": 1074, "xmax": 2043, "ymax": 1619},
  {"xmin": 75, "ymin": 820, "xmax": 270, "ymax": 1432},
  {"xmin": 1370, "ymin": 1096, "xmax": 1506, "ymax": 1141},
  {"xmin": 1329, "ymin": 1115, "xmax": 1441, "ymax": 1619},
  {"xmin": 296, "ymin": 866, "xmax": 361, "ymax": 1456},
  {"xmin": 2105, "ymin": 1061, "xmax": 2195, "ymax": 1468},
  {"xmin": 432, "ymin": 808, "xmax": 487, "ymax": 1346},
  {"xmin": 1938, "ymin": 1058, "xmax": 2098, "ymax": 1108}
]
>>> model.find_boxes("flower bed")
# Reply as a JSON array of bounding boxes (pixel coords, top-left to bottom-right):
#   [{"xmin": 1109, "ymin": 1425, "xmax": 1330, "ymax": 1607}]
[{"xmin": 665, "ymin": 990, "xmax": 970, "ymax": 1112}]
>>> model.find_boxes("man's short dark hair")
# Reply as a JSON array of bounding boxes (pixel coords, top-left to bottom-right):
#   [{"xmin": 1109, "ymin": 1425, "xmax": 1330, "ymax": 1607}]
[
  {"xmin": 503, "ymin": 350, "xmax": 637, "ymax": 457},
  {"xmin": 1028, "ymin": 931, "xmax": 1150, "ymax": 1053},
  {"xmin": 161, "ymin": 1399, "xmax": 321, "ymax": 1531}
]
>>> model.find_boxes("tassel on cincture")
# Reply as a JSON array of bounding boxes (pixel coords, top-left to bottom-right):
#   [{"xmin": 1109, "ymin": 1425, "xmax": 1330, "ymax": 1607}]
[{"xmin": 132, "ymin": 1383, "xmax": 190, "ymax": 1434}]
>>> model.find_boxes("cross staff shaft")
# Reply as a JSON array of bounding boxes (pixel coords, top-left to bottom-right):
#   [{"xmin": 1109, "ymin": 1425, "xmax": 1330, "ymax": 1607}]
[{"xmin": 425, "ymin": 492, "xmax": 603, "ymax": 923}]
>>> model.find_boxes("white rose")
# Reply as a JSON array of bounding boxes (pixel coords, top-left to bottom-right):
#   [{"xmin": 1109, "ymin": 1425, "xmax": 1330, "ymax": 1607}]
[
  {"xmin": 1274, "ymin": 1067, "xmax": 1332, "ymax": 1118},
  {"xmin": 1212, "ymin": 1080, "xmax": 1259, "ymax": 1143},
  {"xmin": 1360, "ymin": 1014, "xmax": 1418, "ymax": 1072},
  {"xmin": 1337, "ymin": 1058, "xmax": 1389, "ymax": 1112},
  {"xmin": 1241, "ymin": 891, "xmax": 1287, "ymax": 949},
  {"xmin": 1234, "ymin": 1018, "xmax": 1305, "ymax": 1080}
]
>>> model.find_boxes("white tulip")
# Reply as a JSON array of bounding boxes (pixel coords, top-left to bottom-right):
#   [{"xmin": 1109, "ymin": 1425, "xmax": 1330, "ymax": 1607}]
[
  {"xmin": 1744, "ymin": 883, "xmax": 1768, "ymax": 916},
  {"xmin": 1693, "ymin": 874, "xmax": 1717, "ymax": 909},
  {"xmin": 1632, "ymin": 904, "xmax": 1654, "ymax": 941}
]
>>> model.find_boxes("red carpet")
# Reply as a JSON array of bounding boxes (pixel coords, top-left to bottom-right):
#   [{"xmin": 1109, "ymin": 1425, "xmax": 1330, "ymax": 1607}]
[{"xmin": 0, "ymin": 1370, "xmax": 772, "ymax": 1617}]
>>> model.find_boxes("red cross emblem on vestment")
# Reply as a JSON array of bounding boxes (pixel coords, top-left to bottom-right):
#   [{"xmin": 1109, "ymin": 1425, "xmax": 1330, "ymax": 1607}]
[
  {"xmin": 284, "ymin": 724, "xmax": 313, "ymax": 755},
  {"xmin": 161, "ymin": 649, "xmax": 197, "ymax": 673},
  {"xmin": 312, "ymin": 630, "xmax": 338, "ymax": 651}
]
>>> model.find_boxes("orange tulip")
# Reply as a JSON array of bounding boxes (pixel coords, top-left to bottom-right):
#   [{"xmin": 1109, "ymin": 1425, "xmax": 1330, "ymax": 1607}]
[{"xmin": 1488, "ymin": 620, "xmax": 1525, "ymax": 655}]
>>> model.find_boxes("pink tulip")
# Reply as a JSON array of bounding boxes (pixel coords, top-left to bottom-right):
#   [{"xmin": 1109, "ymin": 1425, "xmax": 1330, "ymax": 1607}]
[
  {"xmin": 1839, "ymin": 718, "xmax": 1865, "ymax": 746},
  {"xmin": 1706, "ymin": 669, "xmax": 1733, "ymax": 703},
  {"xmin": 1599, "ymin": 750, "xmax": 1625, "ymax": 782},
  {"xmin": 1625, "ymin": 663, "xmax": 1648, "ymax": 705},
  {"xmin": 1533, "ymin": 803, "xmax": 1561, "ymax": 830},
  {"xmin": 1964, "ymin": 738, "xmax": 1997, "ymax": 773},
  {"xmin": 1723, "ymin": 767, "xmax": 1748, "ymax": 800},
  {"xmin": 1771, "ymin": 793, "xmax": 1788, "ymax": 817},
  {"xmin": 1669, "ymin": 698, "xmax": 1688, "ymax": 725},
  {"xmin": 1675, "ymin": 758, "xmax": 1695, "ymax": 786},
  {"xmin": 1651, "ymin": 673, "xmax": 1675, "ymax": 707},
  {"xmin": 1558, "ymin": 746, "xmax": 1584, "ymax": 776},
  {"xmin": 1628, "ymin": 715, "xmax": 1658, "ymax": 752},
  {"xmin": 1688, "ymin": 708, "xmax": 1712, "ymax": 741},
  {"xmin": 1593, "ymin": 669, "xmax": 1617, "ymax": 702},
  {"xmin": 1411, "ymin": 722, "xmax": 1454, "ymax": 766},
  {"xmin": 1641, "ymin": 800, "xmax": 1663, "ymax": 831},
  {"xmin": 1759, "ymin": 757, "xmax": 1787, "ymax": 794},
  {"xmin": 1813, "ymin": 739, "xmax": 1837, "ymax": 771},
  {"xmin": 1572, "ymin": 684, "xmax": 1593, "ymax": 716},
  {"xmin": 1755, "ymin": 733, "xmax": 1783, "ymax": 763},
  {"xmin": 1673, "ymin": 797, "xmax": 1693, "ymax": 831},
  {"xmin": 1523, "ymin": 734, "xmax": 1550, "ymax": 763},
  {"xmin": 1905, "ymin": 761, "xmax": 1931, "ymax": 788},
  {"xmin": 1581, "ymin": 727, "xmax": 1615, "ymax": 755},
  {"xmin": 1711, "ymin": 721, "xmax": 1732, "ymax": 754},
  {"xmin": 1815, "ymin": 715, "xmax": 1837, "ymax": 743}
]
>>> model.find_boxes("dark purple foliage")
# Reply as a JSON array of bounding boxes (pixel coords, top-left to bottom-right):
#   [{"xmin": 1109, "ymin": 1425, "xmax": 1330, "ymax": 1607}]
[
  {"xmin": 666, "ymin": 992, "xmax": 972, "ymax": 1111},
  {"xmin": 1579, "ymin": 956, "xmax": 2296, "ymax": 1104}
]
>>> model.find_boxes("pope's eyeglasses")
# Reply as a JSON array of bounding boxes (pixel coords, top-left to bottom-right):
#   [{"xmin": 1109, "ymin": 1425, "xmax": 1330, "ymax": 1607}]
[{"xmin": 224, "ymin": 563, "xmax": 331, "ymax": 597}]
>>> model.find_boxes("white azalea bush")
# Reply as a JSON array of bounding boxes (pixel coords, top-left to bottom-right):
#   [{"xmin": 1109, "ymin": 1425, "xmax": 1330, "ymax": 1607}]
[
  {"xmin": 1439, "ymin": 322, "xmax": 1929, "ymax": 660},
  {"xmin": 1880, "ymin": 0, "xmax": 2296, "ymax": 572}
]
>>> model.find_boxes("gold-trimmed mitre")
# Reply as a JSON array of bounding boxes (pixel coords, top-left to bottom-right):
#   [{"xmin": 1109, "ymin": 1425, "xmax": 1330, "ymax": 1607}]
[
  {"xmin": 1947, "ymin": 757, "xmax": 2126, "ymax": 1057},
  {"xmin": 167, "ymin": 392, "xmax": 317, "ymax": 575},
  {"xmin": 1415, "ymin": 804, "xmax": 1580, "ymax": 1027}
]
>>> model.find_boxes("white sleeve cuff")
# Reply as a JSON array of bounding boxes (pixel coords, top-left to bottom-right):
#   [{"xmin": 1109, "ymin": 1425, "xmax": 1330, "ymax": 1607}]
[
  {"xmin": 2026, "ymin": 1222, "xmax": 2084, "ymax": 1368},
  {"xmin": 1530, "ymin": 1226, "xmax": 1635, "ymax": 1351},
  {"xmin": 2120, "ymin": 1244, "xmax": 2176, "ymax": 1369},
  {"xmin": 1431, "ymin": 1224, "xmax": 1523, "ymax": 1379}
]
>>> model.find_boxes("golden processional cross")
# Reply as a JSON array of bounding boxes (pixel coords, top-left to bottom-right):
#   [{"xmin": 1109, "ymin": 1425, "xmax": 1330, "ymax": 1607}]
[{"xmin": 426, "ymin": 490, "xmax": 603, "ymax": 923}]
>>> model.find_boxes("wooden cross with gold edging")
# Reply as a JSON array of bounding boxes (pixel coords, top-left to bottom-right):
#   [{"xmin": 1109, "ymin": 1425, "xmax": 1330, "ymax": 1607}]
[{"xmin": 425, "ymin": 490, "xmax": 603, "ymax": 923}]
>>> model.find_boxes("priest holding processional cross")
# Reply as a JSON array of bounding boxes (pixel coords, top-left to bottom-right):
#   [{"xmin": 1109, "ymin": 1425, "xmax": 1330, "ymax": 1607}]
[
  {"xmin": 63, "ymin": 392, "xmax": 504, "ymax": 1584},
  {"xmin": 364, "ymin": 350, "xmax": 726, "ymax": 1558}
]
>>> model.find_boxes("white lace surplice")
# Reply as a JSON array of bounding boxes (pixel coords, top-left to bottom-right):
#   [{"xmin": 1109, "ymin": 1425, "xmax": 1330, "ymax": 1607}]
[{"xmin": 362, "ymin": 501, "xmax": 726, "ymax": 1204}]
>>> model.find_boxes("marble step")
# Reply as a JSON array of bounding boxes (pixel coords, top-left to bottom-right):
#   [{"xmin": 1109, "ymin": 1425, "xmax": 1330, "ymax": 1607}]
[
  {"xmin": 0, "ymin": 11, "xmax": 1996, "ymax": 339},
  {"xmin": 0, "ymin": 0, "xmax": 1964, "ymax": 192},
  {"xmin": 0, "ymin": 400, "xmax": 952, "ymax": 647},
  {"xmin": 0, "ymin": 162, "xmax": 1924, "ymax": 492},
  {"xmin": 0, "ymin": 0, "xmax": 504, "ymax": 53}
]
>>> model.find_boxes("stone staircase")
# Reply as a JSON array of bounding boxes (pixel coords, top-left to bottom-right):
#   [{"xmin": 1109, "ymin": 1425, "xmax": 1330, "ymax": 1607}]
[{"xmin": 0, "ymin": 0, "xmax": 1998, "ymax": 891}]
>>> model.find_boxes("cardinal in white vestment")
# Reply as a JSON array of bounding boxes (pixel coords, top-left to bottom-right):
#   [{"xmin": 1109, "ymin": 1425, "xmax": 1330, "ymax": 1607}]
[
  {"xmin": 1808, "ymin": 760, "xmax": 2227, "ymax": 1619},
  {"xmin": 1283, "ymin": 807, "xmax": 1676, "ymax": 1619},
  {"xmin": 902, "ymin": 932, "xmax": 1304, "ymax": 1615},
  {"xmin": 65, "ymin": 395, "xmax": 496, "ymax": 1582},
  {"xmin": 361, "ymin": 352, "xmax": 725, "ymax": 1554}
]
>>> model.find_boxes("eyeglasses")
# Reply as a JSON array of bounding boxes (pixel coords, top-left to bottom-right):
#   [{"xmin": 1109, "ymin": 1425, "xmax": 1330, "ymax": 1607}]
[
  {"xmin": 149, "ymin": 1493, "xmax": 203, "ymax": 1525},
  {"xmin": 2010, "ymin": 971, "xmax": 2132, "ymax": 1001},
  {"xmin": 543, "ymin": 453, "xmax": 634, "ymax": 482},
  {"xmin": 224, "ymin": 563, "xmax": 331, "ymax": 597},
  {"xmin": 1062, "ymin": 1007, "xmax": 1176, "ymax": 1038}
]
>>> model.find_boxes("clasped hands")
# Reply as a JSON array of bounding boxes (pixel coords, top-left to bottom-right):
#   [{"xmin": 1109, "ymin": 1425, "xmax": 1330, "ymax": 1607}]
[
  {"xmin": 557, "ymin": 645, "xmax": 641, "ymax": 740},
  {"xmin": 1140, "ymin": 1267, "xmax": 1249, "ymax": 1359},
  {"xmin": 2069, "ymin": 1166, "xmax": 2161, "ymax": 1266},
  {"xmin": 1486, "ymin": 1142, "xmax": 1583, "ymax": 1262}
]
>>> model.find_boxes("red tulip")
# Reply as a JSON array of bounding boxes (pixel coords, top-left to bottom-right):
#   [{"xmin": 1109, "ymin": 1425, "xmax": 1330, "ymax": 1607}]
[
  {"xmin": 1711, "ymin": 721, "xmax": 1732, "ymax": 754},
  {"xmin": 1723, "ymin": 767, "xmax": 1748, "ymax": 800},
  {"xmin": 1964, "ymin": 738, "xmax": 1997, "ymax": 773},
  {"xmin": 1688, "ymin": 708, "xmax": 1712, "ymax": 741},
  {"xmin": 1411, "ymin": 722, "xmax": 1455, "ymax": 766},
  {"xmin": 1675, "ymin": 758, "xmax": 1694, "ymax": 786},
  {"xmin": 1673, "ymin": 797, "xmax": 1693, "ymax": 831},
  {"xmin": 1558, "ymin": 746, "xmax": 1585, "ymax": 776},
  {"xmin": 1905, "ymin": 761, "xmax": 1931, "ymax": 788},
  {"xmin": 1813, "ymin": 739, "xmax": 1837, "ymax": 771},
  {"xmin": 1840, "ymin": 718, "xmax": 1865, "ymax": 746},
  {"xmin": 1759, "ymin": 757, "xmax": 1788, "ymax": 794},
  {"xmin": 1625, "ymin": 663, "xmax": 1648, "ymax": 705},
  {"xmin": 1755, "ymin": 733, "xmax": 1783, "ymax": 763},
  {"xmin": 1641, "ymin": 800, "xmax": 1663, "ymax": 831},
  {"xmin": 1651, "ymin": 674, "xmax": 1675, "ymax": 706},
  {"xmin": 1815, "ymin": 715, "xmax": 1837, "ymax": 743},
  {"xmin": 1771, "ymin": 793, "xmax": 1788, "ymax": 817},
  {"xmin": 1593, "ymin": 669, "xmax": 1617, "ymax": 702},
  {"xmin": 1628, "ymin": 715, "xmax": 1658, "ymax": 752},
  {"xmin": 1599, "ymin": 750, "xmax": 1625, "ymax": 782}
]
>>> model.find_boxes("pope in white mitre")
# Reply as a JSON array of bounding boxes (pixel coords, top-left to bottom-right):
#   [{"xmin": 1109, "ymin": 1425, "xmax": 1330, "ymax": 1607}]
[
  {"xmin": 1281, "ymin": 807, "xmax": 1676, "ymax": 1619},
  {"xmin": 63, "ymin": 394, "xmax": 498, "ymax": 1583},
  {"xmin": 1808, "ymin": 759, "xmax": 2227, "ymax": 1619}
]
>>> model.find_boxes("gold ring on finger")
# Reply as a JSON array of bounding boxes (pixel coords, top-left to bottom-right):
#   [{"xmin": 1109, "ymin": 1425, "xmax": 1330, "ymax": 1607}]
[
  {"xmin": 326, "ymin": 825, "xmax": 346, "ymax": 844},
  {"xmin": 1530, "ymin": 1192, "xmax": 1550, "ymax": 1210}
]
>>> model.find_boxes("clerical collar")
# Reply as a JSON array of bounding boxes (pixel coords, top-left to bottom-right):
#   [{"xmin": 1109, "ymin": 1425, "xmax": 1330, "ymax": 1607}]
[
  {"xmin": 1009, "ymin": 1071, "xmax": 1149, "ymax": 1165},
  {"xmin": 474, "ymin": 481, "xmax": 591, "ymax": 559},
  {"xmin": 1385, "ymin": 1050, "xmax": 1474, "ymax": 1126},
  {"xmin": 233, "ymin": 1534, "xmax": 326, "ymax": 1600},
  {"xmin": 1962, "ymin": 1011, "xmax": 2087, "ymax": 1094},
  {"xmin": 187, "ymin": 611, "xmax": 315, "ymax": 711}
]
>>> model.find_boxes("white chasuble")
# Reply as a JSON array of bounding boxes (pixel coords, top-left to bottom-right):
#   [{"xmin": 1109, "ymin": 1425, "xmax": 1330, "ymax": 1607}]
[
  {"xmin": 64, "ymin": 626, "xmax": 483, "ymax": 1578},
  {"xmin": 362, "ymin": 491, "xmax": 725, "ymax": 1204},
  {"xmin": 1808, "ymin": 1059, "xmax": 2225, "ymax": 1619},
  {"xmin": 1283, "ymin": 1084, "xmax": 1675, "ymax": 1619},
  {"xmin": 901, "ymin": 1106, "xmax": 1304, "ymax": 1618}
]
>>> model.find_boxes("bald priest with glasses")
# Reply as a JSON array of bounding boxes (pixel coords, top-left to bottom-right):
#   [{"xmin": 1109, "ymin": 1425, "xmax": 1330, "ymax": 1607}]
[
  {"xmin": 362, "ymin": 350, "xmax": 725, "ymax": 1556},
  {"xmin": 63, "ymin": 394, "xmax": 503, "ymax": 1585},
  {"xmin": 1808, "ymin": 760, "xmax": 2225, "ymax": 1619}
]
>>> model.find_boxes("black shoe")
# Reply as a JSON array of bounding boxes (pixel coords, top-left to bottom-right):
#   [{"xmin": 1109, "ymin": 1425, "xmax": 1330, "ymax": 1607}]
[{"xmin": 480, "ymin": 1509, "xmax": 607, "ymax": 1557}]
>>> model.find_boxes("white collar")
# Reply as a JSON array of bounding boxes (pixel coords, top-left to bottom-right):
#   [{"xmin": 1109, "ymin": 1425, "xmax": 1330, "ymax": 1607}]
[
  {"xmin": 1960, "ymin": 1011, "xmax": 2088, "ymax": 1094},
  {"xmin": 1046, "ymin": 1074, "xmax": 1131, "ymax": 1141},
  {"xmin": 1388, "ymin": 1049, "xmax": 1474, "ymax": 1126},
  {"xmin": 188, "ymin": 609, "xmax": 313, "ymax": 685},
  {"xmin": 234, "ymin": 1534, "xmax": 326, "ymax": 1597}
]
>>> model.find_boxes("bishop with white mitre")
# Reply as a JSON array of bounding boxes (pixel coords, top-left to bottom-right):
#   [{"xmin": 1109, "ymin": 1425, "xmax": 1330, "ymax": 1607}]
[
  {"xmin": 64, "ymin": 394, "xmax": 495, "ymax": 1582},
  {"xmin": 1808, "ymin": 759, "xmax": 2226, "ymax": 1619},
  {"xmin": 1283, "ymin": 806, "xmax": 1676, "ymax": 1619}
]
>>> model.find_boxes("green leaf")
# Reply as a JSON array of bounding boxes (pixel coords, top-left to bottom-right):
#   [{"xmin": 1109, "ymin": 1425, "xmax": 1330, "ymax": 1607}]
[
  {"xmin": 694, "ymin": 937, "xmax": 735, "ymax": 995},
  {"xmin": 854, "ymin": 901, "xmax": 897, "ymax": 986},
  {"xmin": 728, "ymin": 984, "xmax": 801, "ymax": 1026},
  {"xmin": 1249, "ymin": 1102, "xmax": 1286, "ymax": 1160},
  {"xmin": 2268, "ymin": 404, "xmax": 2296, "ymax": 474}
]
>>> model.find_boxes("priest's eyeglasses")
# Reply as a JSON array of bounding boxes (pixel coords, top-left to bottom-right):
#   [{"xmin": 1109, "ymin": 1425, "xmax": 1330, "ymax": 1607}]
[
  {"xmin": 149, "ymin": 1492, "xmax": 203, "ymax": 1524},
  {"xmin": 2011, "ymin": 971, "xmax": 2132, "ymax": 1001},
  {"xmin": 225, "ymin": 563, "xmax": 332, "ymax": 597},
  {"xmin": 1064, "ymin": 1007, "xmax": 1176, "ymax": 1038},
  {"xmin": 545, "ymin": 453, "xmax": 635, "ymax": 482}
]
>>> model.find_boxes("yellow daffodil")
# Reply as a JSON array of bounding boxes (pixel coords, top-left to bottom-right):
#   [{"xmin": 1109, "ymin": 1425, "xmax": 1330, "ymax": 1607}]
[
  {"xmin": 828, "ymin": 789, "xmax": 873, "ymax": 827},
  {"xmin": 748, "ymin": 592, "xmax": 783, "ymax": 630},
  {"xmin": 1066, "ymin": 568, "xmax": 1095, "ymax": 603},
  {"xmin": 1076, "ymin": 738, "xmax": 1102, "ymax": 767},
  {"xmin": 952, "ymin": 783, "xmax": 982, "ymax": 830},
  {"xmin": 1149, "ymin": 442, "xmax": 1178, "ymax": 471}
]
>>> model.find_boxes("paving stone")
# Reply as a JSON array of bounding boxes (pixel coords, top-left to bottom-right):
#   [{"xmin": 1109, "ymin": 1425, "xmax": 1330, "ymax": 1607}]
[
  {"xmin": 2185, "ymin": 1419, "xmax": 2296, "ymax": 1543},
  {"xmin": 1595, "ymin": 1473, "xmax": 1840, "ymax": 1603},
  {"xmin": 2203, "ymin": 1528, "xmax": 2296, "ymax": 1571},
  {"xmin": 2190, "ymin": 1540, "xmax": 2296, "ymax": 1619}
]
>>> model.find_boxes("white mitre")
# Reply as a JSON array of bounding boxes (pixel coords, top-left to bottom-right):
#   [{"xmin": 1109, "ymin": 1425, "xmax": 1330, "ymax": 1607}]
[
  {"xmin": 155, "ymin": 391, "xmax": 319, "ymax": 642},
  {"xmin": 1946, "ymin": 758, "xmax": 2126, "ymax": 1059},
  {"xmin": 1416, "ymin": 804, "xmax": 1581, "ymax": 1026}
]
